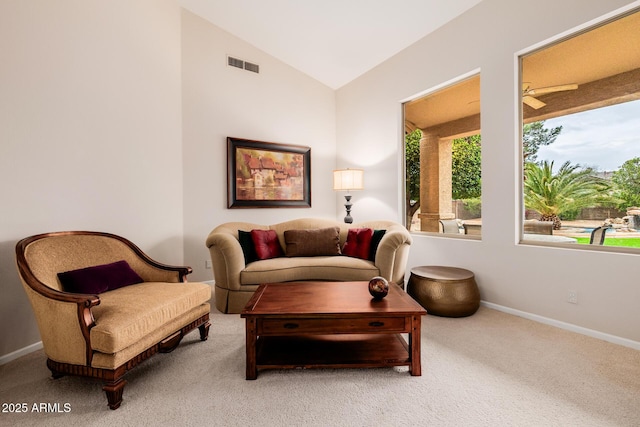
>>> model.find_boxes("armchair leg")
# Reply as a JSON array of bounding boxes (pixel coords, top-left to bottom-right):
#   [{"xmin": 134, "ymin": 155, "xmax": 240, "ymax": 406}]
[
  {"xmin": 103, "ymin": 378, "xmax": 127, "ymax": 410},
  {"xmin": 199, "ymin": 321, "xmax": 211, "ymax": 341},
  {"xmin": 46, "ymin": 359, "xmax": 65, "ymax": 379}
]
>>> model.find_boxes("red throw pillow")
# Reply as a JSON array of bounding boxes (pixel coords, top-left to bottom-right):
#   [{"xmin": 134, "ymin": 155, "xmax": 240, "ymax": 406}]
[
  {"xmin": 342, "ymin": 228, "xmax": 374, "ymax": 260},
  {"xmin": 250, "ymin": 229, "xmax": 284, "ymax": 260}
]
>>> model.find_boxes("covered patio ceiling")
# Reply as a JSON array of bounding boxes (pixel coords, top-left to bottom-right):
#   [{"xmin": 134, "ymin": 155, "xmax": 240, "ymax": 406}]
[{"xmin": 404, "ymin": 9, "xmax": 640, "ymax": 136}]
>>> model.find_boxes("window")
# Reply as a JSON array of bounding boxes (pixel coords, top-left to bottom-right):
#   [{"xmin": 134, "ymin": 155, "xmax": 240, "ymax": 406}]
[
  {"xmin": 403, "ymin": 73, "xmax": 481, "ymax": 237},
  {"xmin": 519, "ymin": 9, "xmax": 640, "ymax": 251}
]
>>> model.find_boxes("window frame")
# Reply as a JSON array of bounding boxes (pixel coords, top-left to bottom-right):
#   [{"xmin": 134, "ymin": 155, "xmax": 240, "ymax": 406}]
[
  {"xmin": 402, "ymin": 69, "xmax": 482, "ymax": 238},
  {"xmin": 516, "ymin": 5, "xmax": 640, "ymax": 254}
]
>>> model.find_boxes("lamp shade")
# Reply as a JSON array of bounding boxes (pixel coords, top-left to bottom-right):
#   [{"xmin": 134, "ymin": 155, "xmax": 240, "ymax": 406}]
[{"xmin": 333, "ymin": 168, "xmax": 364, "ymax": 191}]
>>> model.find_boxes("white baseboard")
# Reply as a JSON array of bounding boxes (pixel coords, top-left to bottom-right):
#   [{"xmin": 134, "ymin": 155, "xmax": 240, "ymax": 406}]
[
  {"xmin": 0, "ymin": 341, "xmax": 43, "ymax": 366},
  {"xmin": 482, "ymin": 301, "xmax": 640, "ymax": 351}
]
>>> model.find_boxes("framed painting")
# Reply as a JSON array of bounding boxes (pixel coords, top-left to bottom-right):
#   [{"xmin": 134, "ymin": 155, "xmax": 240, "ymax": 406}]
[{"xmin": 227, "ymin": 137, "xmax": 311, "ymax": 208}]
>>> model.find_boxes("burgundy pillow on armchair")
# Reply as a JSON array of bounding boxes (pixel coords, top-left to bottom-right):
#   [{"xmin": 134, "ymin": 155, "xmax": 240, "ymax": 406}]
[
  {"xmin": 250, "ymin": 229, "xmax": 284, "ymax": 260},
  {"xmin": 58, "ymin": 260, "xmax": 143, "ymax": 294}
]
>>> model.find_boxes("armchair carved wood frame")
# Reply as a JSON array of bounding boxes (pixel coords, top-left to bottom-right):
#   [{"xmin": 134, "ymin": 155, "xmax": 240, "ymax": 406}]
[{"xmin": 15, "ymin": 231, "xmax": 211, "ymax": 410}]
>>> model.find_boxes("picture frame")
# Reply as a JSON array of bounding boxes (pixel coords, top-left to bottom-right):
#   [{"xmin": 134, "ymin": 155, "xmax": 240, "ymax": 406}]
[{"xmin": 227, "ymin": 137, "xmax": 311, "ymax": 208}]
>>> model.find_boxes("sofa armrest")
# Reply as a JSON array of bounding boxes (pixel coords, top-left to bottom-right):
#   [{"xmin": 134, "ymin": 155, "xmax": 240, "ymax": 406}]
[
  {"xmin": 373, "ymin": 225, "xmax": 413, "ymax": 284},
  {"xmin": 206, "ymin": 231, "xmax": 246, "ymax": 292}
]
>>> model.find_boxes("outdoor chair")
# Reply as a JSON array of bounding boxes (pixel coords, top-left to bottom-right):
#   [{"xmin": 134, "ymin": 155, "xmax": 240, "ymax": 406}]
[
  {"xmin": 439, "ymin": 219, "xmax": 461, "ymax": 234},
  {"xmin": 589, "ymin": 225, "xmax": 612, "ymax": 245}
]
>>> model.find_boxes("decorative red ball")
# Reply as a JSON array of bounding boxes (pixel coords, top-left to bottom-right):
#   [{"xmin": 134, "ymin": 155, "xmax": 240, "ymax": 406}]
[{"xmin": 368, "ymin": 276, "xmax": 389, "ymax": 299}]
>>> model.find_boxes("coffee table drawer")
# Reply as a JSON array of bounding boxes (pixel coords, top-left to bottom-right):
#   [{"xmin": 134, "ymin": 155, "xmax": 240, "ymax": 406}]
[{"xmin": 258, "ymin": 317, "xmax": 407, "ymax": 334}]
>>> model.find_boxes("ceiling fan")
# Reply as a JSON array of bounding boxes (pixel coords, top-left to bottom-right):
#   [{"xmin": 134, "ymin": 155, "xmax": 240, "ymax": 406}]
[{"xmin": 522, "ymin": 83, "xmax": 578, "ymax": 109}]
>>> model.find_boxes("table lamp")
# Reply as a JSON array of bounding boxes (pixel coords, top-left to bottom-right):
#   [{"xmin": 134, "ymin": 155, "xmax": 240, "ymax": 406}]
[{"xmin": 333, "ymin": 168, "xmax": 364, "ymax": 223}]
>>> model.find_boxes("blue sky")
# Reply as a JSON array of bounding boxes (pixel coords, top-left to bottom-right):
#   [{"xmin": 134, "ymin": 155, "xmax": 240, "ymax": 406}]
[{"xmin": 536, "ymin": 99, "xmax": 640, "ymax": 172}]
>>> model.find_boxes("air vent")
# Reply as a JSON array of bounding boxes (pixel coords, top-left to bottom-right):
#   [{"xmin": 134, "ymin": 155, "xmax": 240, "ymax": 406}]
[
  {"xmin": 227, "ymin": 56, "xmax": 244, "ymax": 69},
  {"xmin": 227, "ymin": 55, "xmax": 260, "ymax": 74},
  {"xmin": 244, "ymin": 61, "xmax": 260, "ymax": 74}
]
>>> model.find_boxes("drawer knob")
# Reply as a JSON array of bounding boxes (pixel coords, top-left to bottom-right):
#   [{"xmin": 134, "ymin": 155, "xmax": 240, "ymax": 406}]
[
  {"xmin": 369, "ymin": 321, "xmax": 385, "ymax": 327},
  {"xmin": 283, "ymin": 323, "xmax": 299, "ymax": 329}
]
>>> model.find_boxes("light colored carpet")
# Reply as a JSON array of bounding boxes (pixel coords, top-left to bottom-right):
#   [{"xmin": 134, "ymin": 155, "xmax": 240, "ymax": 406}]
[{"xmin": 1, "ymin": 306, "xmax": 639, "ymax": 426}]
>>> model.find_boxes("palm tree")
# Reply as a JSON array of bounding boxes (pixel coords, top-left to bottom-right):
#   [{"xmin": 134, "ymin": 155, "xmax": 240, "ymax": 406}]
[{"xmin": 524, "ymin": 160, "xmax": 609, "ymax": 229}]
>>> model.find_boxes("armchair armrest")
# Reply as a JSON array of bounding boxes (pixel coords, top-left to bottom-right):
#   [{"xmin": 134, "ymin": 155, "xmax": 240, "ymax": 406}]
[
  {"xmin": 16, "ymin": 246, "xmax": 99, "ymax": 366},
  {"xmin": 104, "ymin": 233, "xmax": 192, "ymax": 283},
  {"xmin": 133, "ymin": 258, "xmax": 192, "ymax": 283}
]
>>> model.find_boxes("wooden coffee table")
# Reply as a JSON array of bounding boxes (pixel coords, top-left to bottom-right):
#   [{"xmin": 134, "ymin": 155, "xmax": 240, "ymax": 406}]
[{"xmin": 240, "ymin": 281, "xmax": 427, "ymax": 379}]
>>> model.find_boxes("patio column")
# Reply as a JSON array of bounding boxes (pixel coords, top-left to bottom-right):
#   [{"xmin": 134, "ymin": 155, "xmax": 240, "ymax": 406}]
[{"xmin": 418, "ymin": 130, "xmax": 454, "ymax": 232}]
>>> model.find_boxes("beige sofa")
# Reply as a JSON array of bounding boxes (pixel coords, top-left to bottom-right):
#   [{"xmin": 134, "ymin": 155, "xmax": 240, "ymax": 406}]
[
  {"xmin": 206, "ymin": 218, "xmax": 412, "ymax": 313},
  {"xmin": 16, "ymin": 231, "xmax": 211, "ymax": 410}
]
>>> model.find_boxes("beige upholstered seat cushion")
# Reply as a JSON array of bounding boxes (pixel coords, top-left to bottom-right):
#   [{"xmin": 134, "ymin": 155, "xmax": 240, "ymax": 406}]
[
  {"xmin": 240, "ymin": 256, "xmax": 379, "ymax": 285},
  {"xmin": 91, "ymin": 303, "xmax": 210, "ymax": 369},
  {"xmin": 90, "ymin": 282, "xmax": 211, "ymax": 354}
]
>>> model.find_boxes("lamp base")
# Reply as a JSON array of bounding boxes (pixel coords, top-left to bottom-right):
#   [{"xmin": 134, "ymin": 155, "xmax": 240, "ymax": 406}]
[{"xmin": 343, "ymin": 195, "xmax": 353, "ymax": 224}]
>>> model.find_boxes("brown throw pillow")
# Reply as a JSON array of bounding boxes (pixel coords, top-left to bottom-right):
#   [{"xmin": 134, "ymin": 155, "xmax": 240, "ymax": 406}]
[{"xmin": 284, "ymin": 227, "xmax": 342, "ymax": 257}]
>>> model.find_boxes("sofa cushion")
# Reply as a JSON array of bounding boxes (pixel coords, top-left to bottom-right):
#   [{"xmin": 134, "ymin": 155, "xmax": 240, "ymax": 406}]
[
  {"xmin": 284, "ymin": 227, "xmax": 341, "ymax": 257},
  {"xmin": 238, "ymin": 230, "xmax": 259, "ymax": 264},
  {"xmin": 369, "ymin": 229, "xmax": 386, "ymax": 261},
  {"xmin": 342, "ymin": 228, "xmax": 374, "ymax": 260},
  {"xmin": 57, "ymin": 260, "xmax": 143, "ymax": 294},
  {"xmin": 240, "ymin": 256, "xmax": 379, "ymax": 285},
  {"xmin": 251, "ymin": 229, "xmax": 284, "ymax": 260},
  {"xmin": 90, "ymin": 281, "xmax": 211, "ymax": 354}
]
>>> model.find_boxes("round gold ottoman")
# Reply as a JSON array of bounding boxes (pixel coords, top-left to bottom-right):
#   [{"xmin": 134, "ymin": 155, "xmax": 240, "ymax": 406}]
[{"xmin": 407, "ymin": 266, "xmax": 480, "ymax": 317}]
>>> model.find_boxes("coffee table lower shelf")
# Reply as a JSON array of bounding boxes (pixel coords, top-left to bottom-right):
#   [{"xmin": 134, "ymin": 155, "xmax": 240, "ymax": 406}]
[{"xmin": 254, "ymin": 333, "xmax": 412, "ymax": 372}]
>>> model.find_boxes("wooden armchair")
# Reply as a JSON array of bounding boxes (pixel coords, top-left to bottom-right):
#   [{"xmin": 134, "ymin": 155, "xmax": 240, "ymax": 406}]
[{"xmin": 15, "ymin": 231, "xmax": 211, "ymax": 409}]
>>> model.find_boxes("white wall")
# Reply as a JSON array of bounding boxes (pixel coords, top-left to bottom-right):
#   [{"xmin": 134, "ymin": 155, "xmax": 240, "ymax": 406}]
[
  {"xmin": 0, "ymin": 0, "xmax": 184, "ymax": 357},
  {"xmin": 181, "ymin": 10, "xmax": 337, "ymax": 281},
  {"xmin": 336, "ymin": 0, "xmax": 640, "ymax": 344}
]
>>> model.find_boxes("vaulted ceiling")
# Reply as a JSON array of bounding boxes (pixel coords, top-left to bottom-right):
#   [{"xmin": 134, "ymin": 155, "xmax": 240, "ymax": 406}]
[{"xmin": 178, "ymin": 0, "xmax": 483, "ymax": 89}]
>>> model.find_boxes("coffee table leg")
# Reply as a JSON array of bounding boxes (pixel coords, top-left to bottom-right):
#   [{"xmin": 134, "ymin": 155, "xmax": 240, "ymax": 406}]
[
  {"xmin": 410, "ymin": 315, "xmax": 422, "ymax": 376},
  {"xmin": 245, "ymin": 317, "xmax": 257, "ymax": 380}
]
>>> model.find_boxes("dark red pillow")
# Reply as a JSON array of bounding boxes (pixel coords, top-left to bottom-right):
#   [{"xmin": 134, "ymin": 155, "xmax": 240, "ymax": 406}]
[
  {"xmin": 250, "ymin": 229, "xmax": 284, "ymax": 260},
  {"xmin": 342, "ymin": 228, "xmax": 374, "ymax": 260},
  {"xmin": 58, "ymin": 260, "xmax": 143, "ymax": 294}
]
